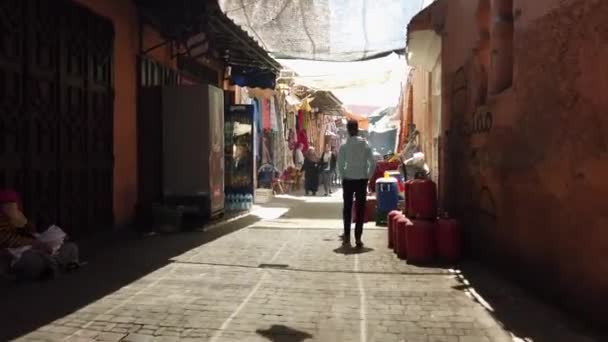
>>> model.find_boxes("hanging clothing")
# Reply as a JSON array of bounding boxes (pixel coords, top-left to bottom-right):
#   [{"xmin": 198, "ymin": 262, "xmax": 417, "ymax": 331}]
[
  {"xmin": 297, "ymin": 129, "xmax": 309, "ymax": 153},
  {"xmin": 297, "ymin": 109, "xmax": 304, "ymax": 130},
  {"xmin": 262, "ymin": 99, "xmax": 272, "ymax": 130},
  {"xmin": 288, "ymin": 129, "xmax": 297, "ymax": 150},
  {"xmin": 270, "ymin": 97, "xmax": 279, "ymax": 131},
  {"xmin": 252, "ymin": 99, "xmax": 262, "ymax": 165}
]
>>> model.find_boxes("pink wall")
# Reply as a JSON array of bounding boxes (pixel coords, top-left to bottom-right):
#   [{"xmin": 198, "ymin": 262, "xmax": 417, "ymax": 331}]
[{"xmin": 439, "ymin": 0, "xmax": 608, "ymax": 323}]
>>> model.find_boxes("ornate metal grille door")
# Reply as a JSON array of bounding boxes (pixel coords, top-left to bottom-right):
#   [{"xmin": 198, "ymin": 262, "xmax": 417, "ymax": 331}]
[{"xmin": 0, "ymin": 0, "xmax": 114, "ymax": 237}]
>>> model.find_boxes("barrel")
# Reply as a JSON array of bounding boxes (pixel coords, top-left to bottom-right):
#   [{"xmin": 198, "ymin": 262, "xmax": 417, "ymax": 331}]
[
  {"xmin": 387, "ymin": 210, "xmax": 401, "ymax": 248},
  {"xmin": 406, "ymin": 219, "xmax": 436, "ymax": 264},
  {"xmin": 376, "ymin": 177, "xmax": 399, "ymax": 213},
  {"xmin": 436, "ymin": 217, "xmax": 462, "ymax": 263},
  {"xmin": 408, "ymin": 179, "xmax": 437, "ymax": 220},
  {"xmin": 386, "ymin": 171, "xmax": 405, "ymax": 199},
  {"xmin": 395, "ymin": 216, "xmax": 411, "ymax": 260}
]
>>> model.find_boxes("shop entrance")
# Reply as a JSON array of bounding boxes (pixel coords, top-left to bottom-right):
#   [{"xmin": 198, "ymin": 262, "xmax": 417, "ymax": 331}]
[{"xmin": 0, "ymin": 0, "xmax": 114, "ymax": 236}]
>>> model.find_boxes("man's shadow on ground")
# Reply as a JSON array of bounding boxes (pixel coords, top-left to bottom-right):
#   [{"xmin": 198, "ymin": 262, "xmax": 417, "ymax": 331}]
[
  {"xmin": 256, "ymin": 324, "xmax": 313, "ymax": 342},
  {"xmin": 332, "ymin": 234, "xmax": 374, "ymax": 255},
  {"xmin": 332, "ymin": 245, "xmax": 374, "ymax": 255}
]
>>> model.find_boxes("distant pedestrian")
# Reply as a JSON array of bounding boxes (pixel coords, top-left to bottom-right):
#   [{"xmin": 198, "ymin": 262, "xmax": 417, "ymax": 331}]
[
  {"xmin": 303, "ymin": 148, "xmax": 320, "ymax": 196},
  {"xmin": 319, "ymin": 144, "xmax": 336, "ymax": 196},
  {"xmin": 337, "ymin": 120, "xmax": 375, "ymax": 248},
  {"xmin": 294, "ymin": 143, "xmax": 305, "ymax": 170},
  {"xmin": 330, "ymin": 146, "xmax": 339, "ymax": 187}
]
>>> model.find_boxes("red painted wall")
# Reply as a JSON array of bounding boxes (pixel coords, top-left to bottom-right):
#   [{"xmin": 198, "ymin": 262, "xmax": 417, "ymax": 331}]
[
  {"xmin": 439, "ymin": 0, "xmax": 608, "ymax": 323},
  {"xmin": 74, "ymin": 0, "xmax": 174, "ymax": 226}
]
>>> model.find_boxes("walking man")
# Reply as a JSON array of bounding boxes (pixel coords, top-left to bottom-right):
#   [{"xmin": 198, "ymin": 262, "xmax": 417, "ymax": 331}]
[{"xmin": 337, "ymin": 120, "xmax": 375, "ymax": 248}]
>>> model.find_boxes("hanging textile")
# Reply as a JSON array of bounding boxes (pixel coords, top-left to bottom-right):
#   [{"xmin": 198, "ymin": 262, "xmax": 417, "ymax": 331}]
[
  {"xmin": 300, "ymin": 98, "xmax": 312, "ymax": 112},
  {"xmin": 252, "ymin": 99, "xmax": 260, "ymax": 165},
  {"xmin": 288, "ymin": 129, "xmax": 297, "ymax": 150},
  {"xmin": 297, "ymin": 109, "xmax": 304, "ymax": 130},
  {"xmin": 273, "ymin": 97, "xmax": 286, "ymax": 171},
  {"xmin": 272, "ymin": 131, "xmax": 282, "ymax": 171},
  {"xmin": 262, "ymin": 99, "xmax": 272, "ymax": 130},
  {"xmin": 297, "ymin": 129, "xmax": 309, "ymax": 153},
  {"xmin": 253, "ymin": 99, "xmax": 262, "ymax": 134},
  {"xmin": 230, "ymin": 66, "xmax": 276, "ymax": 90},
  {"xmin": 270, "ymin": 97, "xmax": 279, "ymax": 131},
  {"xmin": 261, "ymin": 132, "xmax": 272, "ymax": 164}
]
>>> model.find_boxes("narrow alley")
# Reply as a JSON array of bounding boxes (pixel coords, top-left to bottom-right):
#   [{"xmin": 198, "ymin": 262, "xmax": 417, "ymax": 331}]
[
  {"xmin": 2, "ymin": 193, "xmax": 600, "ymax": 342},
  {"xmin": 1, "ymin": 1, "xmax": 607, "ymax": 341}
]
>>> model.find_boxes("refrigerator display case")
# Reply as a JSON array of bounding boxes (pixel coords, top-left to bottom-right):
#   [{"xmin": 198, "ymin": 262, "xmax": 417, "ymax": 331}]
[
  {"xmin": 224, "ymin": 104, "xmax": 255, "ymax": 210},
  {"xmin": 161, "ymin": 84, "xmax": 225, "ymax": 218}
]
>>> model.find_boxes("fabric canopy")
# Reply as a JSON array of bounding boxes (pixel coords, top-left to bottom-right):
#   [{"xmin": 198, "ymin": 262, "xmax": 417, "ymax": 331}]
[
  {"xmin": 230, "ymin": 66, "xmax": 277, "ymax": 89},
  {"xmin": 218, "ymin": 0, "xmax": 430, "ymax": 62}
]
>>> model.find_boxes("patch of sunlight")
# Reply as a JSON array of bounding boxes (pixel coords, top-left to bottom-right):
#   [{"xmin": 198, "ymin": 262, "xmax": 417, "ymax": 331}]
[
  {"xmin": 511, "ymin": 335, "xmax": 535, "ymax": 342},
  {"xmin": 251, "ymin": 206, "xmax": 290, "ymax": 220},
  {"xmin": 274, "ymin": 194, "xmax": 308, "ymax": 201}
]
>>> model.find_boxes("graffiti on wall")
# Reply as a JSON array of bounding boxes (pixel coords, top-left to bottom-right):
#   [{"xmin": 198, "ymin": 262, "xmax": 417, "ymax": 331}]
[
  {"xmin": 448, "ymin": 64, "xmax": 498, "ymax": 231},
  {"xmin": 449, "ymin": 65, "xmax": 494, "ymax": 137},
  {"xmin": 463, "ymin": 108, "xmax": 493, "ymax": 136}
]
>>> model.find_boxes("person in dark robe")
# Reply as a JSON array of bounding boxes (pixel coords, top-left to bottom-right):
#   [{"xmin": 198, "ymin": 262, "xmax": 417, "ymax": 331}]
[{"xmin": 302, "ymin": 148, "xmax": 320, "ymax": 196}]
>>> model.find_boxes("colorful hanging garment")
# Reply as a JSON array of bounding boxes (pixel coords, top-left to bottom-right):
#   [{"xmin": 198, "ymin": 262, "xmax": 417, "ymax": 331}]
[
  {"xmin": 297, "ymin": 109, "xmax": 304, "ymax": 131},
  {"xmin": 270, "ymin": 97, "xmax": 279, "ymax": 131},
  {"xmin": 252, "ymin": 99, "xmax": 260, "ymax": 163},
  {"xmin": 297, "ymin": 129, "xmax": 309, "ymax": 153},
  {"xmin": 262, "ymin": 99, "xmax": 272, "ymax": 130},
  {"xmin": 288, "ymin": 129, "xmax": 297, "ymax": 150}
]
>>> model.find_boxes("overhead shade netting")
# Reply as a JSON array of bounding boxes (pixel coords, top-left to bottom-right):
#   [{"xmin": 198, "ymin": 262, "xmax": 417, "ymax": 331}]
[
  {"xmin": 218, "ymin": 0, "xmax": 432, "ymax": 62},
  {"xmin": 279, "ymin": 53, "xmax": 409, "ymax": 108}
]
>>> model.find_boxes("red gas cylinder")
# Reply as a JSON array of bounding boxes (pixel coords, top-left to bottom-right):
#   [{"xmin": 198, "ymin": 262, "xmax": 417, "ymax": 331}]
[
  {"xmin": 387, "ymin": 210, "xmax": 401, "ymax": 248},
  {"xmin": 408, "ymin": 179, "xmax": 437, "ymax": 220},
  {"xmin": 436, "ymin": 216, "xmax": 462, "ymax": 263},
  {"xmin": 395, "ymin": 216, "xmax": 411, "ymax": 259},
  {"xmin": 391, "ymin": 213, "xmax": 403, "ymax": 253},
  {"xmin": 352, "ymin": 196, "xmax": 376, "ymax": 223},
  {"xmin": 406, "ymin": 219, "xmax": 436, "ymax": 264},
  {"xmin": 404, "ymin": 179, "xmax": 414, "ymax": 217}
]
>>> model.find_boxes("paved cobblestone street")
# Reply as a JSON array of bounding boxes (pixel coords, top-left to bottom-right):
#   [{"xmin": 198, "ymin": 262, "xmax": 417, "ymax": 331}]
[{"xmin": 1, "ymin": 194, "xmax": 602, "ymax": 342}]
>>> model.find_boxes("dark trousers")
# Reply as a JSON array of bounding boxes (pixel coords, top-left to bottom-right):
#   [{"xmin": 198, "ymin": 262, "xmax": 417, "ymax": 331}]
[{"xmin": 342, "ymin": 178, "xmax": 368, "ymax": 241}]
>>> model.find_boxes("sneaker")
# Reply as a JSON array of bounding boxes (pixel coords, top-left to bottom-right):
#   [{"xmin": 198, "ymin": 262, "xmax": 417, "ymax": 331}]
[
  {"xmin": 355, "ymin": 241, "xmax": 364, "ymax": 249},
  {"xmin": 342, "ymin": 239, "xmax": 351, "ymax": 247}
]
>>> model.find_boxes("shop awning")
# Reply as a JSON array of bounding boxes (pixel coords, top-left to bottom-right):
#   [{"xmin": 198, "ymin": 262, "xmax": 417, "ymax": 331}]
[
  {"xmin": 406, "ymin": 0, "xmax": 446, "ymax": 72},
  {"xmin": 308, "ymin": 90, "xmax": 343, "ymax": 115},
  {"xmin": 135, "ymin": 0, "xmax": 281, "ymax": 83},
  {"xmin": 343, "ymin": 109, "xmax": 370, "ymax": 130}
]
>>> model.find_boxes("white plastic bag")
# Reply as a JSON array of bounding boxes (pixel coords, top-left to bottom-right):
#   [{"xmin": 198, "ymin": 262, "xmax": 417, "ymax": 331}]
[
  {"xmin": 404, "ymin": 152, "xmax": 426, "ymax": 168},
  {"xmin": 36, "ymin": 225, "xmax": 67, "ymax": 255}
]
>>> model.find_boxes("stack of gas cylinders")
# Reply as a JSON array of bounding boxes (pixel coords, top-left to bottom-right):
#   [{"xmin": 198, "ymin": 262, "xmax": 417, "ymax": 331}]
[{"xmin": 387, "ymin": 177, "xmax": 462, "ymax": 265}]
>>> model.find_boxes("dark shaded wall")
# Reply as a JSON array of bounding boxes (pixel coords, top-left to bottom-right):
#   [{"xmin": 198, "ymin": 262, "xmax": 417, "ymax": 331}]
[{"xmin": 442, "ymin": 0, "xmax": 608, "ymax": 324}]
